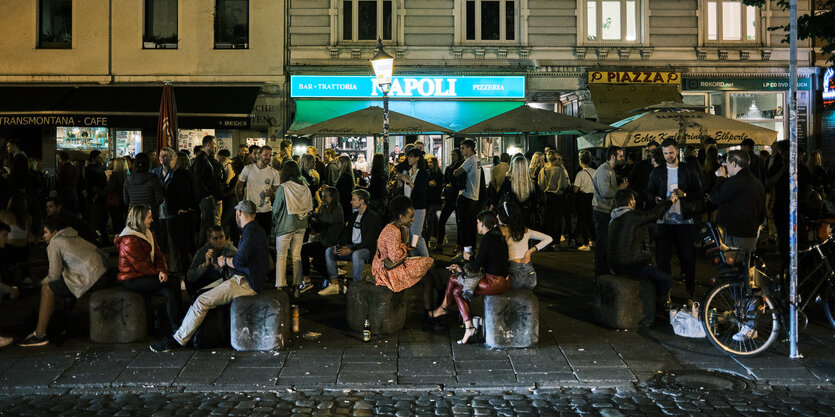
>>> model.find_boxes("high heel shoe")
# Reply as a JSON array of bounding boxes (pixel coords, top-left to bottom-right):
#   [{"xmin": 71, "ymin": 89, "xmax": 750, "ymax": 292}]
[
  {"xmin": 428, "ymin": 305, "xmax": 450, "ymax": 318},
  {"xmin": 457, "ymin": 326, "xmax": 477, "ymax": 345}
]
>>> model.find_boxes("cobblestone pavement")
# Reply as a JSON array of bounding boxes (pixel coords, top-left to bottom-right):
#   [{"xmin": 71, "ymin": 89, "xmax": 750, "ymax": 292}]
[{"xmin": 2, "ymin": 385, "xmax": 835, "ymax": 417}]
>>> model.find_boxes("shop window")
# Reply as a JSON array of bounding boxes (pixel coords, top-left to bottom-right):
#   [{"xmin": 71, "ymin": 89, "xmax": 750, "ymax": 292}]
[
  {"xmin": 729, "ymin": 92, "xmax": 784, "ymax": 141},
  {"xmin": 144, "ymin": 0, "xmax": 178, "ymax": 49},
  {"xmin": 706, "ymin": 0, "xmax": 759, "ymax": 42},
  {"xmin": 585, "ymin": 0, "xmax": 639, "ymax": 42},
  {"xmin": 38, "ymin": 0, "xmax": 72, "ymax": 49},
  {"xmin": 215, "ymin": 0, "xmax": 249, "ymax": 49},
  {"xmin": 341, "ymin": 0, "xmax": 393, "ymax": 42},
  {"xmin": 463, "ymin": 0, "xmax": 516, "ymax": 42}
]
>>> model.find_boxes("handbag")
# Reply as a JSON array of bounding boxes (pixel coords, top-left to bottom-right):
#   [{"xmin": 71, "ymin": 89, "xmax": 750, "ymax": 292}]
[
  {"xmin": 458, "ymin": 264, "xmax": 484, "ymax": 301},
  {"xmin": 105, "ymin": 192, "xmax": 121, "ymax": 208},
  {"xmin": 669, "ymin": 302, "xmax": 706, "ymax": 338}
]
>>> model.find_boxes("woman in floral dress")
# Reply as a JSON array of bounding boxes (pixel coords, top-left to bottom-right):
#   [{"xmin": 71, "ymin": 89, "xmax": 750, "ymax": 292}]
[{"xmin": 372, "ymin": 195, "xmax": 434, "ymax": 293}]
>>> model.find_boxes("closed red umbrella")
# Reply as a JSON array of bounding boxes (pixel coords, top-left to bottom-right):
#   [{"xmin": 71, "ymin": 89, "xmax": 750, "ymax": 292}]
[{"xmin": 156, "ymin": 82, "xmax": 178, "ymax": 151}]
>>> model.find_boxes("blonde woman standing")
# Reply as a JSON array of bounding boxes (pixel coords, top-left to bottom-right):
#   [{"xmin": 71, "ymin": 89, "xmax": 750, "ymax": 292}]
[{"xmin": 273, "ymin": 161, "xmax": 314, "ymax": 296}]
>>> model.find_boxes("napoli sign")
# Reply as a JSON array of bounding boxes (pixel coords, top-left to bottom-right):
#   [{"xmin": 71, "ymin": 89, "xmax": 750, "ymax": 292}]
[{"xmin": 291, "ymin": 75, "xmax": 525, "ymax": 99}]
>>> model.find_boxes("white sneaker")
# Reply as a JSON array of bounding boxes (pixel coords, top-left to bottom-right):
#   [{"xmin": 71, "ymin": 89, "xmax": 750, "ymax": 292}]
[
  {"xmin": 337, "ymin": 268, "xmax": 348, "ymax": 276},
  {"xmin": 318, "ymin": 283, "xmax": 340, "ymax": 296},
  {"xmin": 298, "ymin": 281, "xmax": 314, "ymax": 294},
  {"xmin": 0, "ymin": 336, "xmax": 13, "ymax": 348},
  {"xmin": 732, "ymin": 324, "xmax": 758, "ymax": 341},
  {"xmin": 577, "ymin": 245, "xmax": 591, "ymax": 252}
]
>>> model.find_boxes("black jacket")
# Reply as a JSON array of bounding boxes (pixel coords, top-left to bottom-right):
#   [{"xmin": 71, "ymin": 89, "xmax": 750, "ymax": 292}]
[
  {"xmin": 628, "ymin": 159, "xmax": 654, "ymax": 208},
  {"xmin": 710, "ymin": 168, "xmax": 766, "ymax": 238},
  {"xmin": 123, "ymin": 171, "xmax": 164, "ymax": 209},
  {"xmin": 647, "ymin": 161, "xmax": 704, "ymax": 219},
  {"xmin": 192, "ymin": 152, "xmax": 222, "ymax": 199},
  {"xmin": 408, "ymin": 168, "xmax": 429, "ymax": 210},
  {"xmin": 608, "ymin": 201, "xmax": 672, "ymax": 272},
  {"xmin": 338, "ymin": 208, "xmax": 382, "ymax": 254},
  {"xmin": 164, "ymin": 168, "xmax": 198, "ymax": 217}
]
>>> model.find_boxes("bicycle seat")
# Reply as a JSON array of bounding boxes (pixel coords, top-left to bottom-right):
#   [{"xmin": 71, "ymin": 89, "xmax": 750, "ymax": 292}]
[{"xmin": 700, "ymin": 222, "xmax": 745, "ymax": 267}]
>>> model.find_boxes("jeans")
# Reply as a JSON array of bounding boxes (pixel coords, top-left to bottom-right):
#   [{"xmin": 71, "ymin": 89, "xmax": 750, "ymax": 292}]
[
  {"xmin": 173, "ymin": 276, "xmax": 255, "ymax": 346},
  {"xmin": 255, "ymin": 212, "xmax": 272, "ymax": 239},
  {"xmin": 410, "ymin": 208, "xmax": 429, "ymax": 257},
  {"xmin": 617, "ymin": 264, "xmax": 674, "ymax": 298},
  {"xmin": 508, "ymin": 262, "xmax": 537, "ymax": 290},
  {"xmin": 545, "ymin": 193, "xmax": 566, "ymax": 244},
  {"xmin": 593, "ymin": 210, "xmax": 611, "ymax": 276},
  {"xmin": 656, "ymin": 223, "xmax": 696, "ymax": 297},
  {"xmin": 436, "ymin": 201, "xmax": 457, "ymax": 246},
  {"xmin": 574, "ymin": 192, "xmax": 594, "ymax": 246},
  {"xmin": 456, "ymin": 195, "xmax": 479, "ymax": 248},
  {"xmin": 198, "ymin": 197, "xmax": 217, "ymax": 247},
  {"xmin": 325, "ymin": 247, "xmax": 371, "ymax": 281},
  {"xmin": 301, "ymin": 241, "xmax": 327, "ymax": 279},
  {"xmin": 166, "ymin": 214, "xmax": 194, "ymax": 274},
  {"xmin": 276, "ymin": 229, "xmax": 305, "ymax": 288},
  {"xmin": 122, "ymin": 274, "xmax": 183, "ymax": 332}
]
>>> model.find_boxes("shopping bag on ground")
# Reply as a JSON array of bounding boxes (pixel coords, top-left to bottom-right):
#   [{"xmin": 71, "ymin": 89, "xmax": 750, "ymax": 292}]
[{"xmin": 669, "ymin": 303, "xmax": 706, "ymax": 338}]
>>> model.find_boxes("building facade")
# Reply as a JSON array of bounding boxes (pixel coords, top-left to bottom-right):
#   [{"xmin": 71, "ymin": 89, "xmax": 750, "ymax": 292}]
[
  {"xmin": 286, "ymin": 0, "xmax": 821, "ymax": 166},
  {"xmin": 0, "ymin": 0, "xmax": 286, "ymax": 171}
]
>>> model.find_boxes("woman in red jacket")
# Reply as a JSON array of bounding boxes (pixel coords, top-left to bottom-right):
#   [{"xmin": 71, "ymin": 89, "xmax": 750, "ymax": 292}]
[{"xmin": 115, "ymin": 205, "xmax": 182, "ymax": 332}]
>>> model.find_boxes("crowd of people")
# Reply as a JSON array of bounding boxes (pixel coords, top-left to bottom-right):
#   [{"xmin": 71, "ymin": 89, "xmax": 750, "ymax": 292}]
[{"xmin": 0, "ymin": 134, "xmax": 833, "ymax": 349}]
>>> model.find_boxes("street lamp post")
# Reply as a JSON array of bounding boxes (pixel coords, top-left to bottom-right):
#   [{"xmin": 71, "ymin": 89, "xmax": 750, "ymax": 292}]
[{"xmin": 371, "ymin": 38, "xmax": 394, "ymax": 162}]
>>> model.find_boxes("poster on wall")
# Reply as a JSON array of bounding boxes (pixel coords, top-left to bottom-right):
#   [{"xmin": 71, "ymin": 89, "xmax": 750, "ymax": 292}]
[
  {"xmin": 178, "ymin": 129, "xmax": 215, "ymax": 152},
  {"xmin": 246, "ymin": 138, "xmax": 266, "ymax": 147}
]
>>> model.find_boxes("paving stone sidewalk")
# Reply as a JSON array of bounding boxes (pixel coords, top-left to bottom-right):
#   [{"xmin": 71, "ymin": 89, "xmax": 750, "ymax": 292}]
[{"xmin": 2, "ymin": 243, "xmax": 835, "ymax": 395}]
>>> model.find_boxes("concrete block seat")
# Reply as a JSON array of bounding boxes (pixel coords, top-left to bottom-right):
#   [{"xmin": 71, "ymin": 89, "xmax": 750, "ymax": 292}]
[
  {"xmin": 89, "ymin": 288, "xmax": 147, "ymax": 343},
  {"xmin": 230, "ymin": 290, "xmax": 290, "ymax": 351},
  {"xmin": 484, "ymin": 289, "xmax": 539, "ymax": 348},
  {"xmin": 592, "ymin": 274, "xmax": 656, "ymax": 329},
  {"xmin": 346, "ymin": 279, "xmax": 407, "ymax": 335}
]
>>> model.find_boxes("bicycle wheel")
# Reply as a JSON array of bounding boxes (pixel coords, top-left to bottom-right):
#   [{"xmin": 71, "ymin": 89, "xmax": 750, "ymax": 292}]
[
  {"xmin": 823, "ymin": 282, "xmax": 835, "ymax": 331},
  {"xmin": 702, "ymin": 281, "xmax": 779, "ymax": 357}
]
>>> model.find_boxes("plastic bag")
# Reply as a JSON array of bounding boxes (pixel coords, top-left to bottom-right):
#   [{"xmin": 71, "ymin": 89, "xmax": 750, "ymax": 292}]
[{"xmin": 669, "ymin": 303, "xmax": 706, "ymax": 338}]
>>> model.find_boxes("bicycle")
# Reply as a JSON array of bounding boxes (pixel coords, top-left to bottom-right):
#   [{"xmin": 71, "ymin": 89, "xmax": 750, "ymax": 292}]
[{"xmin": 698, "ymin": 219, "xmax": 835, "ymax": 357}]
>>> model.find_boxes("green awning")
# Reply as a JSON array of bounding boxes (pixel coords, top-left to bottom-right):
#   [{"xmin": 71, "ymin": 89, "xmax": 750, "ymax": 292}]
[{"xmin": 288, "ymin": 100, "xmax": 524, "ymax": 134}]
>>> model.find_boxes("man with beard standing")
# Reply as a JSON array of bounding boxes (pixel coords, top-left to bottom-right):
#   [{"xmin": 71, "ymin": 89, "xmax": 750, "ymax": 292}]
[
  {"xmin": 648, "ymin": 138, "xmax": 703, "ymax": 300},
  {"xmin": 592, "ymin": 146, "xmax": 628, "ymax": 276},
  {"xmin": 192, "ymin": 135, "xmax": 223, "ymax": 246}
]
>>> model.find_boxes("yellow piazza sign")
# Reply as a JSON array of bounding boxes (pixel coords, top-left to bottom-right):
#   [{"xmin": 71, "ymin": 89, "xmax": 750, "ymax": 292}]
[{"xmin": 588, "ymin": 71, "xmax": 681, "ymax": 85}]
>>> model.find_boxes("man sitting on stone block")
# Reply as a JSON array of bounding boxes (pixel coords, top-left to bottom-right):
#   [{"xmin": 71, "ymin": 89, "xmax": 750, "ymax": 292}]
[
  {"xmin": 19, "ymin": 218, "xmax": 114, "ymax": 347},
  {"xmin": 319, "ymin": 189, "xmax": 382, "ymax": 296},
  {"xmin": 151, "ymin": 200, "xmax": 268, "ymax": 352},
  {"xmin": 607, "ymin": 189, "xmax": 675, "ymax": 309},
  {"xmin": 185, "ymin": 225, "xmax": 238, "ymax": 300}
]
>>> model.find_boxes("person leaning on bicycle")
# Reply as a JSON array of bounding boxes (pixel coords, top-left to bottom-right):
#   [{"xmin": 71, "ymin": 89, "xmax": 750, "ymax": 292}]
[
  {"xmin": 710, "ymin": 149, "xmax": 766, "ymax": 254},
  {"xmin": 709, "ymin": 149, "xmax": 766, "ymax": 342}
]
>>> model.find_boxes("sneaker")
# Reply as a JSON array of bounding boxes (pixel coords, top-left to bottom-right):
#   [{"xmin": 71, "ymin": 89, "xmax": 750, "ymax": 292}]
[
  {"xmin": 150, "ymin": 335, "xmax": 181, "ymax": 353},
  {"xmin": 560, "ymin": 235, "xmax": 566, "ymax": 243},
  {"xmin": 732, "ymin": 324, "xmax": 758, "ymax": 341},
  {"xmin": 0, "ymin": 336, "xmax": 13, "ymax": 348},
  {"xmin": 18, "ymin": 332, "xmax": 49, "ymax": 347},
  {"xmin": 337, "ymin": 268, "xmax": 348, "ymax": 276},
  {"xmin": 318, "ymin": 283, "xmax": 340, "ymax": 296},
  {"xmin": 577, "ymin": 245, "xmax": 591, "ymax": 252},
  {"xmin": 298, "ymin": 281, "xmax": 314, "ymax": 294}
]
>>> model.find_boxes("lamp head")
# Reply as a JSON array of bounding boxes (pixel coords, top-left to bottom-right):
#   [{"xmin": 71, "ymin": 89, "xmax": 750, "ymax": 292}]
[{"xmin": 371, "ymin": 38, "xmax": 394, "ymax": 93}]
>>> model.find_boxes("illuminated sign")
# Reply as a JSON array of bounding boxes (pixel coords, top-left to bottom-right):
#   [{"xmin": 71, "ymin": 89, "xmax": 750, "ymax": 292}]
[
  {"xmin": 588, "ymin": 71, "xmax": 681, "ymax": 84},
  {"xmin": 290, "ymin": 75, "xmax": 525, "ymax": 99},
  {"xmin": 823, "ymin": 68, "xmax": 835, "ymax": 106},
  {"xmin": 684, "ymin": 77, "xmax": 812, "ymax": 91}
]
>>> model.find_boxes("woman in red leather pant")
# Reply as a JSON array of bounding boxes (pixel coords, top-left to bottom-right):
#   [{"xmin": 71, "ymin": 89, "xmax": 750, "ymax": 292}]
[{"xmin": 430, "ymin": 211, "xmax": 510, "ymax": 344}]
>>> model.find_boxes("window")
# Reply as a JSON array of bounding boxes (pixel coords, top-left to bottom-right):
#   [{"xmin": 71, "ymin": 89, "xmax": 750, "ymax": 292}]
[
  {"xmin": 706, "ymin": 0, "xmax": 758, "ymax": 42},
  {"xmin": 144, "ymin": 0, "xmax": 178, "ymax": 49},
  {"xmin": 215, "ymin": 0, "xmax": 248, "ymax": 49},
  {"xmin": 464, "ymin": 0, "xmax": 515, "ymax": 42},
  {"xmin": 342, "ymin": 0, "xmax": 392, "ymax": 42},
  {"xmin": 586, "ymin": 0, "xmax": 638, "ymax": 42},
  {"xmin": 38, "ymin": 0, "xmax": 72, "ymax": 49}
]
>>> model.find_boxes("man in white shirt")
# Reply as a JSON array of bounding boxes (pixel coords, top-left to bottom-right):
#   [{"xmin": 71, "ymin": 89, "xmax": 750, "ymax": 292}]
[{"xmin": 235, "ymin": 145, "xmax": 280, "ymax": 236}]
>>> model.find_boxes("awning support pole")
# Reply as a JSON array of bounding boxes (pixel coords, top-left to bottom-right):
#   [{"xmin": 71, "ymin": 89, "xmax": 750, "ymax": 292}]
[{"xmin": 788, "ymin": 0, "xmax": 801, "ymax": 359}]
